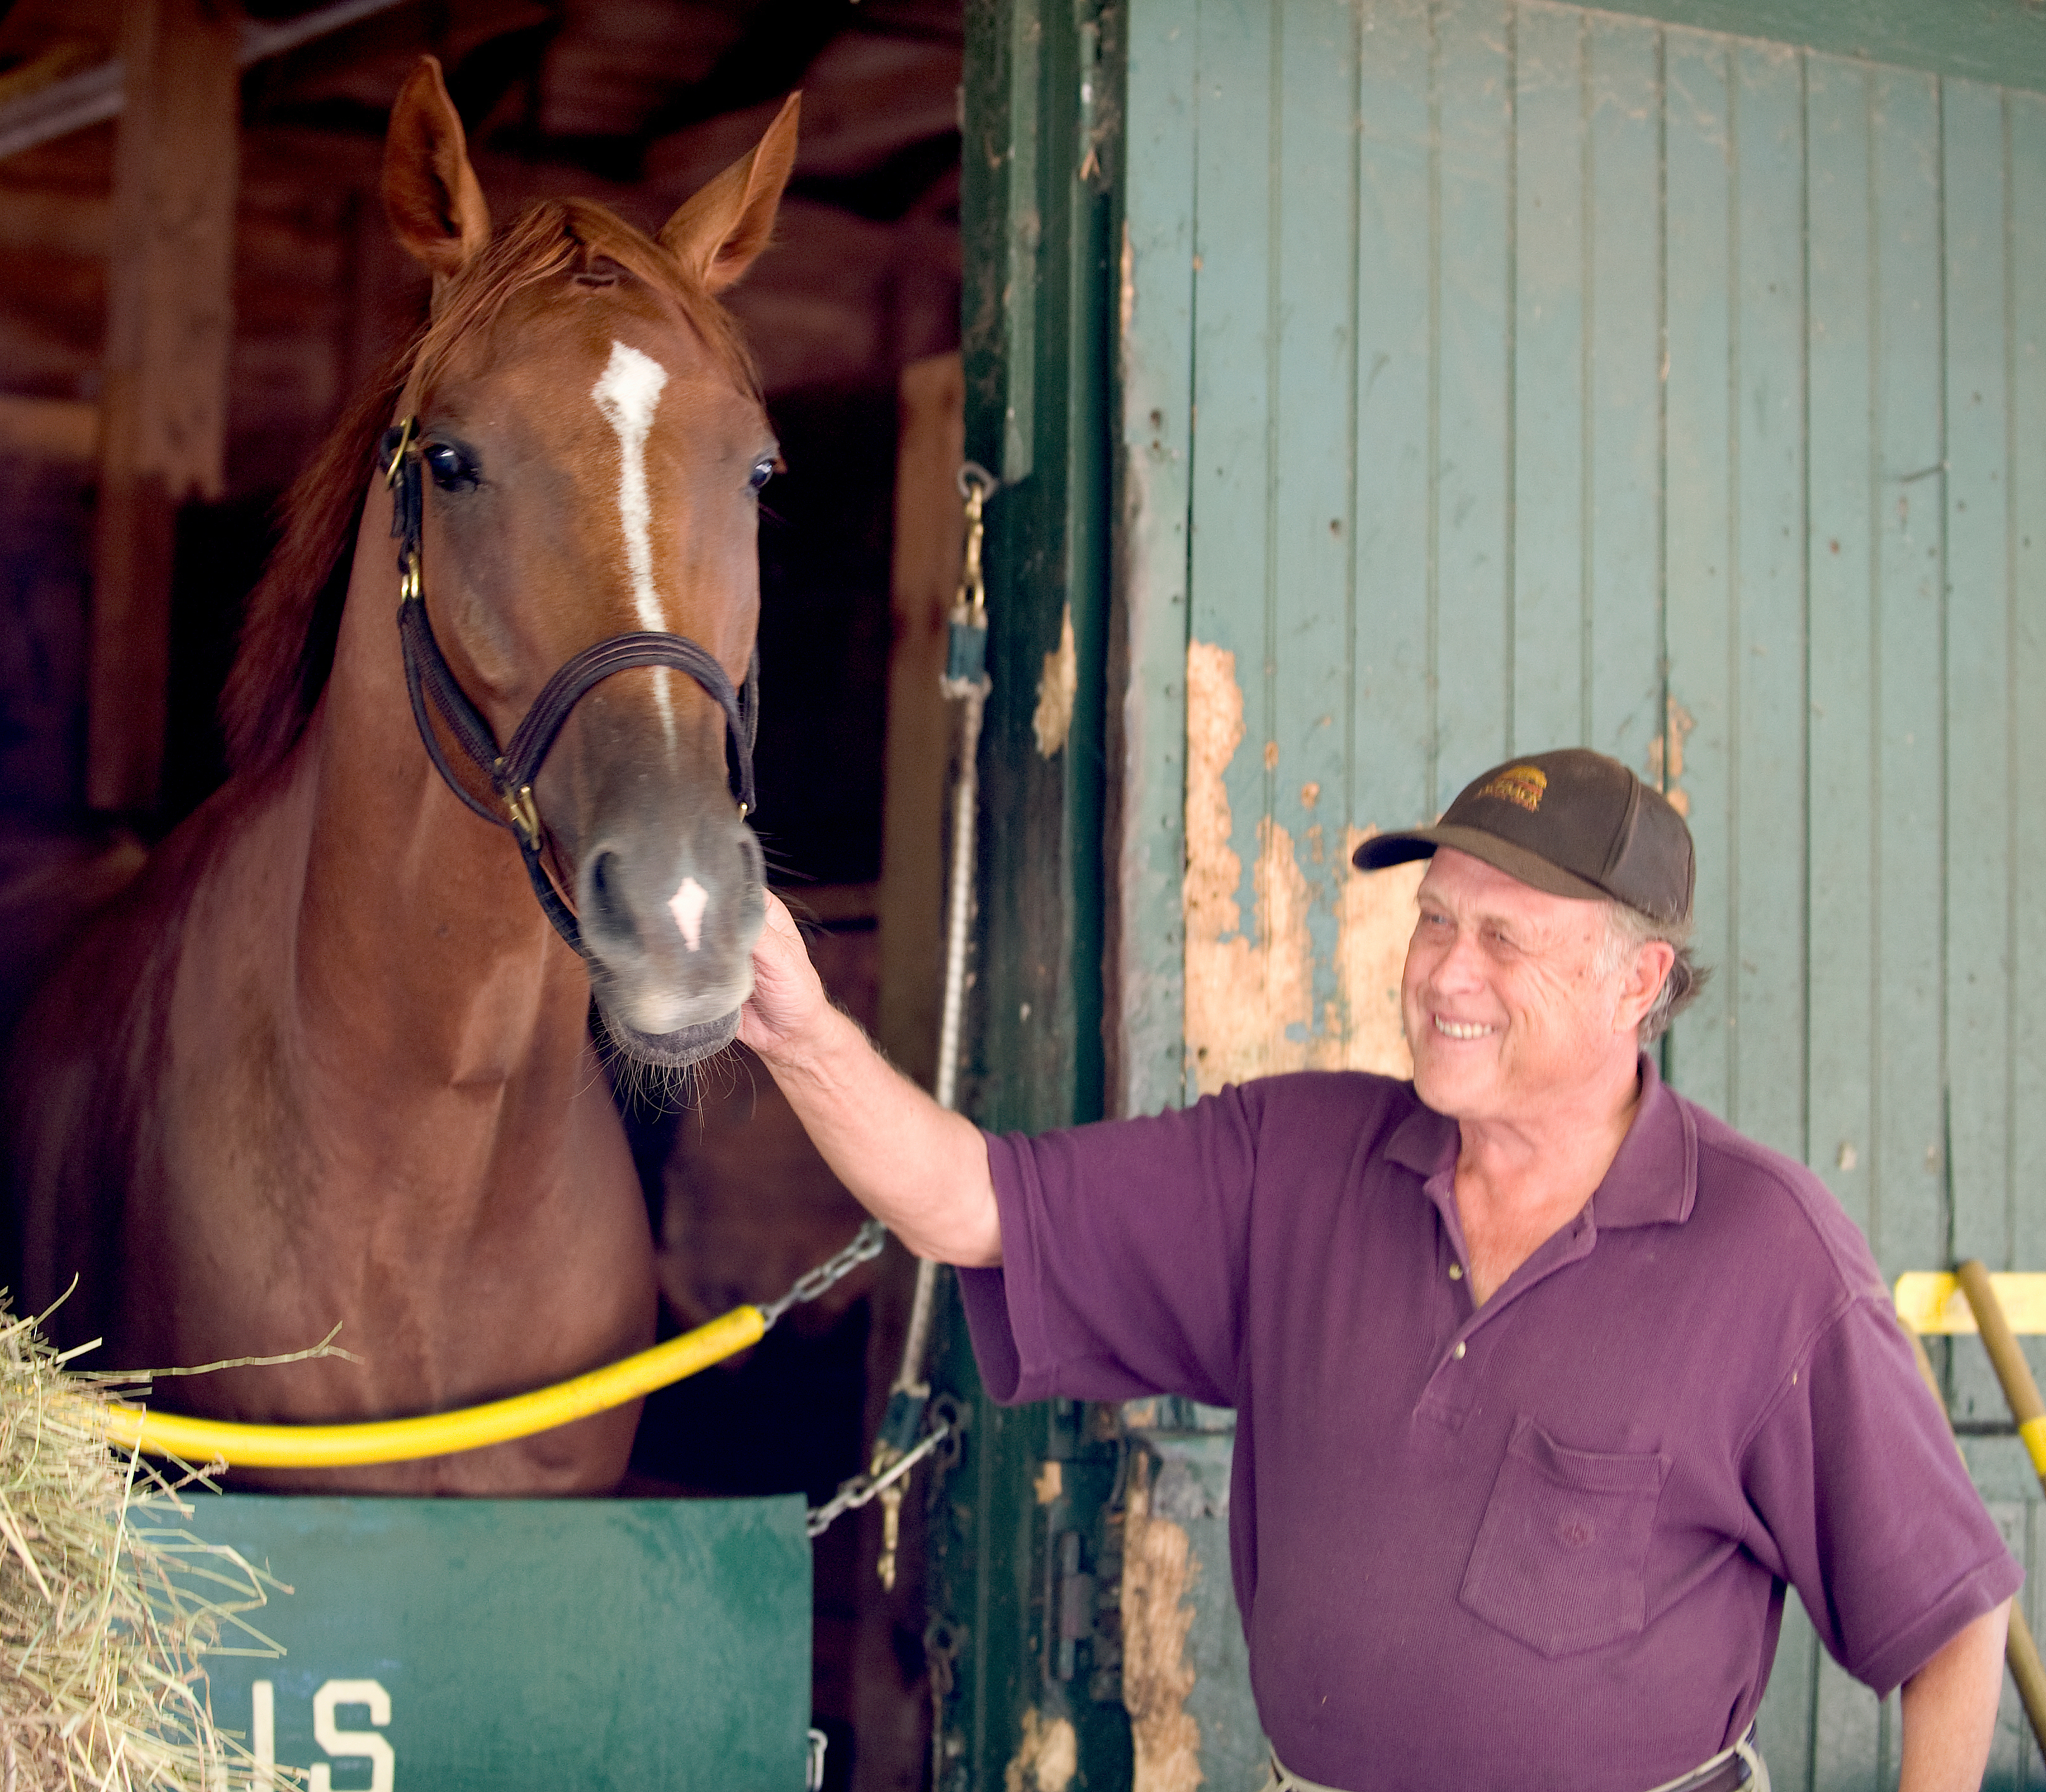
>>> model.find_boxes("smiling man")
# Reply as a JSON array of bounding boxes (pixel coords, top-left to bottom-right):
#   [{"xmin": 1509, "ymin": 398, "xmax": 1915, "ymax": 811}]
[{"xmin": 742, "ymin": 746, "xmax": 2018, "ymax": 1792}]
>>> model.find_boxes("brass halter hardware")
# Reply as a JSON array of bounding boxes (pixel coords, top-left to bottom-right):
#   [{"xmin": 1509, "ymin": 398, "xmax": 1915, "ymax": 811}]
[{"xmin": 379, "ymin": 416, "xmax": 761, "ymax": 956}]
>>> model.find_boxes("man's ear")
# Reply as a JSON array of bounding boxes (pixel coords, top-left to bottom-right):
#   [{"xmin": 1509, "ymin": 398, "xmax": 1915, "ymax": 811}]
[
  {"xmin": 383, "ymin": 56, "xmax": 492, "ymax": 291},
  {"xmin": 1616, "ymin": 938, "xmax": 1677, "ymax": 1035},
  {"xmin": 658, "ymin": 93, "xmax": 801, "ymax": 294}
]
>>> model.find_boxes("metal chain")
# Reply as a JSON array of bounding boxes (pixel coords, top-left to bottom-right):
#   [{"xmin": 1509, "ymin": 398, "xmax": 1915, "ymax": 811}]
[
  {"xmin": 758, "ymin": 1217, "xmax": 888, "ymax": 1329},
  {"xmin": 807, "ymin": 1400, "xmax": 958, "ymax": 1538}
]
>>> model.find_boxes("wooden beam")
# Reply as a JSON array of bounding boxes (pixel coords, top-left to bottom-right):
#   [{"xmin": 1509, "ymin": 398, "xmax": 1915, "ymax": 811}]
[
  {"xmin": 0, "ymin": 395, "xmax": 98, "ymax": 462},
  {"xmin": 88, "ymin": 0, "xmax": 240, "ymax": 815},
  {"xmin": 875, "ymin": 352, "xmax": 965, "ymax": 1091}
]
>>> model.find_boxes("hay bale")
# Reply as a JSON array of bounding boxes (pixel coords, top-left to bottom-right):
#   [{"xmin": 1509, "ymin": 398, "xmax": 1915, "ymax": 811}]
[{"xmin": 0, "ymin": 1301, "xmax": 293, "ymax": 1791}]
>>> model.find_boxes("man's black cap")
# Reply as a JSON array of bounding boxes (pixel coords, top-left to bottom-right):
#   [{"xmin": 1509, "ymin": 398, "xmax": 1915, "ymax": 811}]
[{"xmin": 1351, "ymin": 748, "xmax": 1694, "ymax": 925}]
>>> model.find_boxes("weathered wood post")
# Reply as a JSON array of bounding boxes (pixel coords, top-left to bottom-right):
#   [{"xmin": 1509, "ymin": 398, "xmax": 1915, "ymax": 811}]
[{"xmin": 89, "ymin": 0, "xmax": 240, "ymax": 814}]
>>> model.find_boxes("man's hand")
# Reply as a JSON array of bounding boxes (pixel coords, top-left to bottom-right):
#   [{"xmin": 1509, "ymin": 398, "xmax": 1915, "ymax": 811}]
[
  {"xmin": 1899, "ymin": 1599, "xmax": 2011, "ymax": 1791},
  {"xmin": 738, "ymin": 892, "xmax": 1002, "ymax": 1267},
  {"xmin": 737, "ymin": 892, "xmax": 833, "ymax": 1063}
]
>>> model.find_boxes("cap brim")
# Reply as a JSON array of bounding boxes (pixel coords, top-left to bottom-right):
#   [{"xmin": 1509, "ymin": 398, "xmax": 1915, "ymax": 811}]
[{"xmin": 1352, "ymin": 824, "xmax": 1614, "ymax": 905}]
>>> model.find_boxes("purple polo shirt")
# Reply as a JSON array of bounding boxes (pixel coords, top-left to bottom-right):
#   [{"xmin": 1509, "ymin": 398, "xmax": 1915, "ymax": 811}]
[{"xmin": 960, "ymin": 1059, "xmax": 2019, "ymax": 1789}]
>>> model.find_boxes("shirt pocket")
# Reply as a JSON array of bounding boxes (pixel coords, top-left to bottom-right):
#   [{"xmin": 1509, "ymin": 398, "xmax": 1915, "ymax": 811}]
[{"xmin": 1458, "ymin": 1414, "xmax": 1670, "ymax": 1658}]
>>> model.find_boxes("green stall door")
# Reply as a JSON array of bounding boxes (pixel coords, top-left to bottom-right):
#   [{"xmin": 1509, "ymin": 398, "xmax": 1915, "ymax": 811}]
[{"xmin": 181, "ymin": 1494, "xmax": 811, "ymax": 1792}]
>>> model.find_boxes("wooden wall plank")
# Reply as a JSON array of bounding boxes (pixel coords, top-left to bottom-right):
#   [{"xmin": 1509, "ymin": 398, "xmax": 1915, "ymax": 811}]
[
  {"xmin": 1188, "ymin": 0, "xmax": 1273, "ymax": 898},
  {"xmin": 1270, "ymin": 0, "xmax": 1360, "ymax": 1011},
  {"xmin": 1943, "ymin": 80, "xmax": 2013, "ymax": 1276},
  {"xmin": 1349, "ymin": 0, "xmax": 1433, "ymax": 835},
  {"xmin": 1114, "ymin": 0, "xmax": 1199, "ymax": 1117},
  {"xmin": 89, "ymin": 0, "xmax": 240, "ymax": 815},
  {"xmin": 1431, "ymin": 0, "xmax": 1513, "ymax": 798},
  {"xmin": 1511, "ymin": 3, "xmax": 1590, "ymax": 750},
  {"xmin": 1660, "ymin": 28, "xmax": 1734, "ymax": 1116},
  {"xmin": 1869, "ymin": 65, "xmax": 1947, "ymax": 1289},
  {"xmin": 1584, "ymin": 15, "xmax": 1666, "ymax": 771},
  {"xmin": 2011, "ymin": 98, "xmax": 2046, "ymax": 1325},
  {"xmin": 1727, "ymin": 41, "xmax": 1806, "ymax": 1158},
  {"xmin": 876, "ymin": 353, "xmax": 966, "ymax": 1094}
]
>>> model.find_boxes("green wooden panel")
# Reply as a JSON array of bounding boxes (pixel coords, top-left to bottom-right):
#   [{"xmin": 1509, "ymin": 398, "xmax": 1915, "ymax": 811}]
[
  {"xmin": 1803, "ymin": 51, "xmax": 1877, "ymax": 1262},
  {"xmin": 1869, "ymin": 66, "xmax": 1946, "ymax": 1290},
  {"xmin": 1188, "ymin": 0, "xmax": 1277, "ymax": 948},
  {"xmin": 1432, "ymin": 0, "xmax": 1514, "ymax": 795},
  {"xmin": 1271, "ymin": 0, "xmax": 1361, "ymax": 1001},
  {"xmin": 1511, "ymin": 4, "xmax": 1591, "ymax": 750},
  {"xmin": 1661, "ymin": 28, "xmax": 1735, "ymax": 1118},
  {"xmin": 1349, "ymin": 0, "xmax": 1434, "ymax": 834},
  {"xmin": 1727, "ymin": 41, "xmax": 1807, "ymax": 1162},
  {"xmin": 182, "ymin": 1494, "xmax": 809, "ymax": 1791},
  {"xmin": 1114, "ymin": 0, "xmax": 1198, "ymax": 1118},
  {"xmin": 1583, "ymin": 18, "xmax": 1666, "ymax": 770}
]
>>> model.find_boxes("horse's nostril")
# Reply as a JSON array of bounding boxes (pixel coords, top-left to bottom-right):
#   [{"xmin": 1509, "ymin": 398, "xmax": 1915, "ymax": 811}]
[{"xmin": 587, "ymin": 850, "xmax": 633, "ymax": 942}]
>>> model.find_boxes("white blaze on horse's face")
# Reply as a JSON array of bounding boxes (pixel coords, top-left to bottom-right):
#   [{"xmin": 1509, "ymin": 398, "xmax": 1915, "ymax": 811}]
[
  {"xmin": 669, "ymin": 876, "xmax": 709, "ymax": 953},
  {"xmin": 591, "ymin": 339, "xmax": 677, "ymax": 747}
]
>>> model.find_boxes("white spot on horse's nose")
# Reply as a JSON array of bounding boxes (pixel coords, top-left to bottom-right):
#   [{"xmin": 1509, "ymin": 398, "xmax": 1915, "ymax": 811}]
[{"xmin": 669, "ymin": 876, "xmax": 709, "ymax": 952}]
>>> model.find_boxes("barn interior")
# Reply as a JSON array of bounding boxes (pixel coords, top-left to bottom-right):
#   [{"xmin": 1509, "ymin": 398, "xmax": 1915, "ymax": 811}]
[{"xmin": 0, "ymin": 2, "xmax": 965, "ymax": 1786}]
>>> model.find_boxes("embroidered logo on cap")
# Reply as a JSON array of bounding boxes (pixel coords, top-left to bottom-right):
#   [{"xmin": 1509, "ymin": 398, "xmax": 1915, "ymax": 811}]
[{"xmin": 1477, "ymin": 765, "xmax": 1548, "ymax": 813}]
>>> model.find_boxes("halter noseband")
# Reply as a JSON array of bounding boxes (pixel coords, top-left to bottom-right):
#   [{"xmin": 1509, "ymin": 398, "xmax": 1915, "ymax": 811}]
[{"xmin": 380, "ymin": 416, "xmax": 760, "ymax": 957}]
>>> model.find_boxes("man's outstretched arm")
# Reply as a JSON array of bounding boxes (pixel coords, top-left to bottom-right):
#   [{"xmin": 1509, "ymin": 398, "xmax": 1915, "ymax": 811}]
[
  {"xmin": 738, "ymin": 892, "xmax": 1002, "ymax": 1267},
  {"xmin": 1898, "ymin": 1599, "xmax": 2011, "ymax": 1792}
]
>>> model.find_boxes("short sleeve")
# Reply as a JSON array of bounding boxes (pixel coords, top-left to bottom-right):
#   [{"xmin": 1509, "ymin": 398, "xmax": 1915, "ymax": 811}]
[
  {"xmin": 1741, "ymin": 1293, "xmax": 2023, "ymax": 1694},
  {"xmin": 958, "ymin": 1082, "xmax": 1264, "ymax": 1409}
]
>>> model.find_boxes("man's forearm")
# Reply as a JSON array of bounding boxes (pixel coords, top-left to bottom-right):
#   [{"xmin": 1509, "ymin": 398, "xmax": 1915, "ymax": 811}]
[
  {"xmin": 754, "ymin": 1001, "xmax": 1003, "ymax": 1267},
  {"xmin": 1898, "ymin": 1599, "xmax": 2011, "ymax": 1792}
]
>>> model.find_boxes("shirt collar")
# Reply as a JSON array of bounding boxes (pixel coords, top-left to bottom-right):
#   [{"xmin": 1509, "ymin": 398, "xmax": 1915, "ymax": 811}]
[{"xmin": 1384, "ymin": 1053, "xmax": 1698, "ymax": 1229}]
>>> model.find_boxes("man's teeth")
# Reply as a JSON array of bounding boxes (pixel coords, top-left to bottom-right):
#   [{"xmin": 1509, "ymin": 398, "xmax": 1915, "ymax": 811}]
[{"xmin": 1433, "ymin": 1017, "xmax": 1493, "ymax": 1040}]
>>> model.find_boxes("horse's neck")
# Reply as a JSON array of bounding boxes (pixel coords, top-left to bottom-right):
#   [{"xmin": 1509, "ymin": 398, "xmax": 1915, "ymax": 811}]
[{"xmin": 290, "ymin": 487, "xmax": 595, "ymax": 1126}]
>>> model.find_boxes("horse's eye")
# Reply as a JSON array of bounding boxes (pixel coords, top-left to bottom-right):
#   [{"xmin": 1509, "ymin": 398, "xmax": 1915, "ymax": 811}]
[
  {"xmin": 423, "ymin": 442, "xmax": 477, "ymax": 490},
  {"xmin": 749, "ymin": 458, "xmax": 775, "ymax": 494}
]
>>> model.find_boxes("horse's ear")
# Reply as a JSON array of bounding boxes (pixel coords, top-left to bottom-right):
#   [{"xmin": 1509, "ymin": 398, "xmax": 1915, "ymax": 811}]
[
  {"xmin": 658, "ymin": 93, "xmax": 801, "ymax": 294},
  {"xmin": 382, "ymin": 57, "xmax": 491, "ymax": 288}
]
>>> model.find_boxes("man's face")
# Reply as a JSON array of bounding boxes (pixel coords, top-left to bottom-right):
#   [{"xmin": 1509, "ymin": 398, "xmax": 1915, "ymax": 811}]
[{"xmin": 1401, "ymin": 848, "xmax": 1638, "ymax": 1127}]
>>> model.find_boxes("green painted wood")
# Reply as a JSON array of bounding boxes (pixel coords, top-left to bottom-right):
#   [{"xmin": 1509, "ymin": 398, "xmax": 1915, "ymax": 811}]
[
  {"xmin": 1567, "ymin": 0, "xmax": 2046, "ymax": 99},
  {"xmin": 1188, "ymin": 0, "xmax": 1277, "ymax": 959},
  {"xmin": 181, "ymin": 1494, "xmax": 809, "ymax": 1791},
  {"xmin": 1349, "ymin": 0, "xmax": 1433, "ymax": 837},
  {"xmin": 1432, "ymin": 0, "xmax": 1514, "ymax": 798},
  {"xmin": 1583, "ymin": 16, "xmax": 1666, "ymax": 772},
  {"xmin": 1869, "ymin": 66, "xmax": 1946, "ymax": 1292},
  {"xmin": 944, "ymin": 0, "xmax": 1123, "ymax": 1788},
  {"xmin": 1659, "ymin": 27, "xmax": 1734, "ymax": 1118},
  {"xmin": 1113, "ymin": 0, "xmax": 1197, "ymax": 1119},
  {"xmin": 1271, "ymin": 0, "xmax": 1362, "ymax": 1009},
  {"xmin": 1727, "ymin": 41, "xmax": 1807, "ymax": 1162},
  {"xmin": 1510, "ymin": 4, "xmax": 1592, "ymax": 751}
]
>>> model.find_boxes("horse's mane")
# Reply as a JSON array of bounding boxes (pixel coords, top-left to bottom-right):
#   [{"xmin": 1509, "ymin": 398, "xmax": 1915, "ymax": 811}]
[{"xmin": 221, "ymin": 198, "xmax": 762, "ymax": 778}]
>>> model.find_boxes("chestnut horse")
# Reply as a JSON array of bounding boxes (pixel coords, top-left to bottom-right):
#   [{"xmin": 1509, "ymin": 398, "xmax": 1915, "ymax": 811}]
[{"xmin": 3, "ymin": 60, "xmax": 795, "ymax": 1494}]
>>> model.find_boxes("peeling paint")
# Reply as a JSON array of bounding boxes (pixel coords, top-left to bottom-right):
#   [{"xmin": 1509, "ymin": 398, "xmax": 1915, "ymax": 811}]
[
  {"xmin": 1033, "ymin": 605, "xmax": 1078, "ymax": 757},
  {"xmin": 1647, "ymin": 698, "xmax": 1696, "ymax": 819},
  {"xmin": 1003, "ymin": 1708, "xmax": 1078, "ymax": 1792},
  {"xmin": 1121, "ymin": 1452, "xmax": 1202, "ymax": 1792},
  {"xmin": 1183, "ymin": 642, "xmax": 1424, "ymax": 1095}
]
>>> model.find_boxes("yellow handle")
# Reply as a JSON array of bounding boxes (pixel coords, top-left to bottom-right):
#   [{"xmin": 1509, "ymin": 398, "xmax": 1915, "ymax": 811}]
[{"xmin": 98, "ymin": 1305, "xmax": 767, "ymax": 1469}]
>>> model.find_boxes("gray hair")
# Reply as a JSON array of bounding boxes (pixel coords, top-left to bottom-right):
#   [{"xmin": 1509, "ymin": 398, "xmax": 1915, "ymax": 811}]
[{"xmin": 1599, "ymin": 902, "xmax": 1709, "ymax": 1044}]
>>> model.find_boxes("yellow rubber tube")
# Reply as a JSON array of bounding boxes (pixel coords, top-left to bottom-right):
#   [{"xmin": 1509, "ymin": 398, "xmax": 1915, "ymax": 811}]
[{"xmin": 97, "ymin": 1304, "xmax": 768, "ymax": 1469}]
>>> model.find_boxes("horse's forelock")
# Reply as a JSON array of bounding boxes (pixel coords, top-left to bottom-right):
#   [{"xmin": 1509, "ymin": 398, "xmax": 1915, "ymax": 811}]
[{"xmin": 221, "ymin": 197, "xmax": 762, "ymax": 779}]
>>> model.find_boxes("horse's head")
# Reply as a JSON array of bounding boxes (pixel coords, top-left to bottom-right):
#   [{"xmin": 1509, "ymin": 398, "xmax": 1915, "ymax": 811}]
[{"xmin": 377, "ymin": 60, "xmax": 795, "ymax": 1065}]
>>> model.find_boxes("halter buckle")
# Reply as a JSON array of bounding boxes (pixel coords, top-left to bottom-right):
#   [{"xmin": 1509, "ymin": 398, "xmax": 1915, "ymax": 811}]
[
  {"xmin": 505, "ymin": 784, "xmax": 542, "ymax": 848},
  {"xmin": 399, "ymin": 547, "xmax": 422, "ymax": 605},
  {"xmin": 383, "ymin": 416, "xmax": 417, "ymax": 486}
]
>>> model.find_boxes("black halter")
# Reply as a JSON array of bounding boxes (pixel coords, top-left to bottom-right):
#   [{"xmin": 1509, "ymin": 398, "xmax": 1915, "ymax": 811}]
[{"xmin": 380, "ymin": 418, "xmax": 759, "ymax": 956}]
